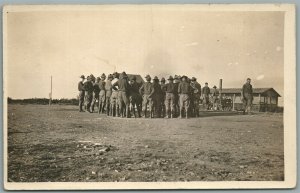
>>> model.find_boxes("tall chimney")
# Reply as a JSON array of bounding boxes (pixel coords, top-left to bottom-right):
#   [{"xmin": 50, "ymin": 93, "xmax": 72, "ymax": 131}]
[{"xmin": 219, "ymin": 79, "xmax": 223, "ymax": 91}]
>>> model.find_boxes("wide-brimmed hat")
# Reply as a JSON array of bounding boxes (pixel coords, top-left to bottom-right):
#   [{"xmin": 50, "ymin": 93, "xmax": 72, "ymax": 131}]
[
  {"xmin": 167, "ymin": 76, "xmax": 174, "ymax": 80},
  {"xmin": 145, "ymin": 74, "xmax": 151, "ymax": 80},
  {"xmin": 247, "ymin": 78, "xmax": 251, "ymax": 80},
  {"xmin": 108, "ymin": 74, "xmax": 113, "ymax": 79},
  {"xmin": 121, "ymin": 71, "xmax": 127, "ymax": 78},
  {"xmin": 213, "ymin": 85, "xmax": 217, "ymax": 88},
  {"xmin": 153, "ymin": 76, "xmax": 159, "ymax": 80},
  {"xmin": 161, "ymin": 77, "xmax": 166, "ymax": 82},
  {"xmin": 96, "ymin": 77, "xmax": 101, "ymax": 80},
  {"xmin": 191, "ymin": 77, "xmax": 197, "ymax": 81},
  {"xmin": 101, "ymin": 73, "xmax": 106, "ymax": 78},
  {"xmin": 80, "ymin": 75, "xmax": 85, "ymax": 79},
  {"xmin": 181, "ymin": 75, "xmax": 187, "ymax": 80},
  {"xmin": 205, "ymin": 82, "xmax": 208, "ymax": 84}
]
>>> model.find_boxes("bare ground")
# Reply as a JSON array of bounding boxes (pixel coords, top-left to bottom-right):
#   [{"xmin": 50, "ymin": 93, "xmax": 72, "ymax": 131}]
[{"xmin": 7, "ymin": 104, "xmax": 284, "ymax": 182}]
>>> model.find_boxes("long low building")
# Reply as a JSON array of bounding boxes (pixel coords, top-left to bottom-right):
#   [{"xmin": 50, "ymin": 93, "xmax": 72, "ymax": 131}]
[{"xmin": 220, "ymin": 88, "xmax": 282, "ymax": 112}]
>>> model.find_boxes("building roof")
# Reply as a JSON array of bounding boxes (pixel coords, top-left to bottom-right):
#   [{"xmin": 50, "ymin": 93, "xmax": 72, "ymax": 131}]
[{"xmin": 220, "ymin": 88, "xmax": 281, "ymax": 97}]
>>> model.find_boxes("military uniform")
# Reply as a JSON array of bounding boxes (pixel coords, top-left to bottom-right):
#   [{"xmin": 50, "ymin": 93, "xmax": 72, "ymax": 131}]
[
  {"xmin": 160, "ymin": 78, "xmax": 166, "ymax": 118},
  {"xmin": 202, "ymin": 84, "xmax": 210, "ymax": 110},
  {"xmin": 105, "ymin": 75, "xmax": 113, "ymax": 116},
  {"xmin": 83, "ymin": 78, "xmax": 94, "ymax": 113},
  {"xmin": 110, "ymin": 73, "xmax": 120, "ymax": 117},
  {"xmin": 178, "ymin": 76, "xmax": 191, "ymax": 118},
  {"xmin": 173, "ymin": 76, "xmax": 180, "ymax": 116},
  {"xmin": 190, "ymin": 77, "xmax": 201, "ymax": 117},
  {"xmin": 98, "ymin": 74, "xmax": 106, "ymax": 113},
  {"xmin": 164, "ymin": 76, "xmax": 176, "ymax": 118},
  {"xmin": 129, "ymin": 77, "xmax": 142, "ymax": 118},
  {"xmin": 242, "ymin": 80, "xmax": 253, "ymax": 114},
  {"xmin": 139, "ymin": 75, "xmax": 154, "ymax": 118},
  {"xmin": 113, "ymin": 72, "xmax": 130, "ymax": 118},
  {"xmin": 91, "ymin": 78, "xmax": 100, "ymax": 112},
  {"xmin": 152, "ymin": 76, "xmax": 163, "ymax": 118},
  {"xmin": 211, "ymin": 86, "xmax": 219, "ymax": 110},
  {"xmin": 78, "ymin": 75, "xmax": 85, "ymax": 112}
]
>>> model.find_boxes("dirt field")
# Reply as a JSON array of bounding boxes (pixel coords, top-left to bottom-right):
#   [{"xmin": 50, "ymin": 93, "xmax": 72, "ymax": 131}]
[{"xmin": 7, "ymin": 104, "xmax": 284, "ymax": 182}]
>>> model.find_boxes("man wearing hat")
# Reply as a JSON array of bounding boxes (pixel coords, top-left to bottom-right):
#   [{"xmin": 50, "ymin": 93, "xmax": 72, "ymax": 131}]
[
  {"xmin": 98, "ymin": 73, "xmax": 106, "ymax": 114},
  {"xmin": 110, "ymin": 72, "xmax": 120, "ymax": 117},
  {"xmin": 163, "ymin": 76, "xmax": 176, "ymax": 118},
  {"xmin": 160, "ymin": 77, "xmax": 166, "ymax": 118},
  {"xmin": 78, "ymin": 75, "xmax": 86, "ymax": 112},
  {"xmin": 202, "ymin": 82, "xmax": 210, "ymax": 110},
  {"xmin": 128, "ymin": 76, "xmax": 142, "ymax": 118},
  {"xmin": 105, "ymin": 74, "xmax": 113, "ymax": 116},
  {"xmin": 211, "ymin": 85, "xmax": 219, "ymax": 111},
  {"xmin": 190, "ymin": 77, "xmax": 201, "ymax": 117},
  {"xmin": 152, "ymin": 76, "xmax": 163, "ymax": 118},
  {"xmin": 139, "ymin": 75, "xmax": 154, "ymax": 118},
  {"xmin": 178, "ymin": 75, "xmax": 192, "ymax": 118},
  {"xmin": 112, "ymin": 71, "xmax": 130, "ymax": 118},
  {"xmin": 241, "ymin": 78, "xmax": 253, "ymax": 114},
  {"xmin": 173, "ymin": 75, "xmax": 180, "ymax": 116},
  {"xmin": 83, "ymin": 75, "xmax": 94, "ymax": 113},
  {"xmin": 91, "ymin": 77, "xmax": 101, "ymax": 113}
]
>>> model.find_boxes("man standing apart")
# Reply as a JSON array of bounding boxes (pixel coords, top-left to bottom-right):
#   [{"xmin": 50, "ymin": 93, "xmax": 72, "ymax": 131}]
[
  {"xmin": 78, "ymin": 75, "xmax": 85, "ymax": 112},
  {"xmin": 202, "ymin": 82, "xmax": 210, "ymax": 110},
  {"xmin": 241, "ymin": 78, "xmax": 253, "ymax": 115},
  {"xmin": 178, "ymin": 75, "xmax": 191, "ymax": 119},
  {"xmin": 139, "ymin": 75, "xmax": 154, "ymax": 118}
]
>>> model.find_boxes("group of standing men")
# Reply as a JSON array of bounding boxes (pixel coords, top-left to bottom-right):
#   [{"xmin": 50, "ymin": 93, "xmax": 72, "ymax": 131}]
[{"xmin": 78, "ymin": 72, "xmax": 254, "ymax": 118}]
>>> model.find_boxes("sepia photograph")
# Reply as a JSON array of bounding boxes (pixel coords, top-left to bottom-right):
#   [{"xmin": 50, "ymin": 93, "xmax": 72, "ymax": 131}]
[{"xmin": 3, "ymin": 4, "xmax": 296, "ymax": 190}]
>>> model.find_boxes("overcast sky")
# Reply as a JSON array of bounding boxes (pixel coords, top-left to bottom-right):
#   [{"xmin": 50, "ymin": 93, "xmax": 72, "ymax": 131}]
[{"xmin": 6, "ymin": 7, "xmax": 284, "ymax": 104}]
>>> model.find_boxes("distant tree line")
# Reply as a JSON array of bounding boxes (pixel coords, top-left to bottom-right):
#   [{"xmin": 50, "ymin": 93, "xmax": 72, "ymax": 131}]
[{"xmin": 7, "ymin": 97, "xmax": 78, "ymax": 105}]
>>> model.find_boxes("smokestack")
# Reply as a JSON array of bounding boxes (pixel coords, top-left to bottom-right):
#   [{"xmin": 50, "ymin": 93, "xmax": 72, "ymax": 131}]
[{"xmin": 219, "ymin": 79, "xmax": 223, "ymax": 91}]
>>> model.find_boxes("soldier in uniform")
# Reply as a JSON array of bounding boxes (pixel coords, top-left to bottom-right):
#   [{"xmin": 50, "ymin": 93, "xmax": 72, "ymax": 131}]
[
  {"xmin": 112, "ymin": 71, "xmax": 130, "ymax": 118},
  {"xmin": 178, "ymin": 75, "xmax": 192, "ymax": 119},
  {"xmin": 139, "ymin": 75, "xmax": 154, "ymax": 118},
  {"xmin": 152, "ymin": 76, "xmax": 163, "ymax": 118},
  {"xmin": 173, "ymin": 75, "xmax": 180, "ymax": 117},
  {"xmin": 110, "ymin": 72, "xmax": 120, "ymax": 117},
  {"xmin": 128, "ymin": 76, "xmax": 142, "ymax": 118},
  {"xmin": 83, "ymin": 76, "xmax": 94, "ymax": 113},
  {"xmin": 211, "ymin": 85, "xmax": 219, "ymax": 111},
  {"xmin": 190, "ymin": 77, "xmax": 201, "ymax": 117},
  {"xmin": 78, "ymin": 75, "xmax": 85, "ymax": 112},
  {"xmin": 160, "ymin": 77, "xmax": 166, "ymax": 118},
  {"xmin": 163, "ymin": 76, "xmax": 176, "ymax": 118},
  {"xmin": 91, "ymin": 77, "xmax": 100, "ymax": 113},
  {"xmin": 105, "ymin": 74, "xmax": 113, "ymax": 116},
  {"xmin": 241, "ymin": 78, "xmax": 253, "ymax": 115},
  {"xmin": 98, "ymin": 73, "xmax": 106, "ymax": 114},
  {"xmin": 202, "ymin": 82, "xmax": 210, "ymax": 110}
]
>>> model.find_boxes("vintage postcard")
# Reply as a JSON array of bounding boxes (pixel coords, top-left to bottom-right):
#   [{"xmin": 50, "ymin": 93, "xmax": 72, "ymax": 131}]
[{"xmin": 3, "ymin": 4, "xmax": 296, "ymax": 190}]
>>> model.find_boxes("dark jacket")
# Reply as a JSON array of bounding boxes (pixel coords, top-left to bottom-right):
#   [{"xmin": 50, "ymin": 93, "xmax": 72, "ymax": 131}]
[{"xmin": 178, "ymin": 81, "xmax": 191, "ymax": 94}]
